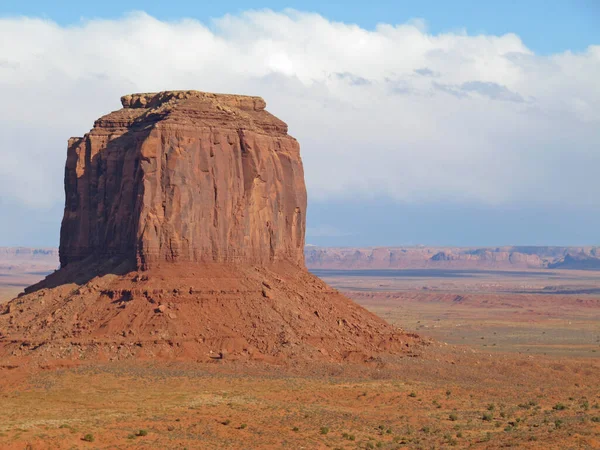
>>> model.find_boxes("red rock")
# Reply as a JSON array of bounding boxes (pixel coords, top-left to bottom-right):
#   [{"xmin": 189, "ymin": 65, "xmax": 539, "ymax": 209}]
[
  {"xmin": 60, "ymin": 91, "xmax": 306, "ymax": 270},
  {"xmin": 0, "ymin": 91, "xmax": 423, "ymax": 363}
]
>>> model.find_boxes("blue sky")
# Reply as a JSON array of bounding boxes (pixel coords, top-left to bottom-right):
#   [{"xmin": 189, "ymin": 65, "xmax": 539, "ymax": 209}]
[
  {"xmin": 0, "ymin": 2, "xmax": 599, "ymax": 247},
  {"xmin": 2, "ymin": 0, "xmax": 599, "ymax": 54}
]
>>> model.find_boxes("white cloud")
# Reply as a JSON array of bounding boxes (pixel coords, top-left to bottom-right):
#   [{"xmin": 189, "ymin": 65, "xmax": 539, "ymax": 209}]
[{"xmin": 0, "ymin": 10, "xmax": 599, "ymax": 210}]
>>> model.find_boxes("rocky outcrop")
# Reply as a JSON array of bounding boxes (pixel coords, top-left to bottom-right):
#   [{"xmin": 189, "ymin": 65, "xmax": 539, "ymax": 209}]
[
  {"xmin": 549, "ymin": 253, "xmax": 600, "ymax": 270},
  {"xmin": 0, "ymin": 91, "xmax": 422, "ymax": 363},
  {"xmin": 60, "ymin": 91, "xmax": 306, "ymax": 270}
]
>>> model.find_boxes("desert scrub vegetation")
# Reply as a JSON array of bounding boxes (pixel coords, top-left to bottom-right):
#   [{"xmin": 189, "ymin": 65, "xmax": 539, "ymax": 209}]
[
  {"xmin": 341, "ymin": 432, "xmax": 355, "ymax": 441},
  {"xmin": 319, "ymin": 426, "xmax": 329, "ymax": 435},
  {"xmin": 82, "ymin": 433, "xmax": 94, "ymax": 442}
]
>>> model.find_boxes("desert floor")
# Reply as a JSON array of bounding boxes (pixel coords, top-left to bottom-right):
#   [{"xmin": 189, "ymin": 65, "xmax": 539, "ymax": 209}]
[
  {"xmin": 0, "ymin": 267, "xmax": 599, "ymax": 449},
  {"xmin": 0, "ymin": 271, "xmax": 50, "ymax": 304}
]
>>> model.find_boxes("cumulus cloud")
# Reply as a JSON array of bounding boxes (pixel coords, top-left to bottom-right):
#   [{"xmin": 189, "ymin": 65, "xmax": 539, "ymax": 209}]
[{"xmin": 0, "ymin": 9, "xmax": 599, "ymax": 211}]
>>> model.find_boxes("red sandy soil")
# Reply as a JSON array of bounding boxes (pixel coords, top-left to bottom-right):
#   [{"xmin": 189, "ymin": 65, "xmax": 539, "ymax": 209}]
[
  {"xmin": 1, "ymin": 259, "xmax": 599, "ymax": 448},
  {"xmin": 0, "ymin": 346, "xmax": 598, "ymax": 449}
]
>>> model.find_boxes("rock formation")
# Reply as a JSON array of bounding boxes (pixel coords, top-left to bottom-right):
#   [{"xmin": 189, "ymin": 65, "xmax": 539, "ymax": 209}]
[
  {"xmin": 0, "ymin": 91, "xmax": 421, "ymax": 363},
  {"xmin": 304, "ymin": 246, "xmax": 600, "ymax": 270},
  {"xmin": 60, "ymin": 91, "xmax": 305, "ymax": 270}
]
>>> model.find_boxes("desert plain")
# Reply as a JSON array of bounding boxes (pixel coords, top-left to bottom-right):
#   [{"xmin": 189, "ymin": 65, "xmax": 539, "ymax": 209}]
[
  {"xmin": 0, "ymin": 91, "xmax": 598, "ymax": 449},
  {"xmin": 0, "ymin": 250, "xmax": 598, "ymax": 449}
]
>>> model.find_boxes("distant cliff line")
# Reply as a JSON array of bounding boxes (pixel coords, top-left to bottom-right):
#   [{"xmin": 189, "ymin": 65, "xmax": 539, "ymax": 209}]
[
  {"xmin": 0, "ymin": 247, "xmax": 59, "ymax": 272},
  {"xmin": 305, "ymin": 246, "xmax": 600, "ymax": 270},
  {"xmin": 3, "ymin": 246, "xmax": 600, "ymax": 271},
  {"xmin": 0, "ymin": 247, "xmax": 59, "ymax": 257}
]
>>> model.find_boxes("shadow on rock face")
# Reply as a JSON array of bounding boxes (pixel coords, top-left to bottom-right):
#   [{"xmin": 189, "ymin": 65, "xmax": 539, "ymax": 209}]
[{"xmin": 23, "ymin": 255, "xmax": 136, "ymax": 295}]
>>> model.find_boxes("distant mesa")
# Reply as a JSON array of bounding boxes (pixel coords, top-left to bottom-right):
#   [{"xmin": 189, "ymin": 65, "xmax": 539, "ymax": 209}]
[
  {"xmin": 548, "ymin": 253, "xmax": 600, "ymax": 270},
  {"xmin": 430, "ymin": 251, "xmax": 455, "ymax": 262},
  {"xmin": 305, "ymin": 246, "xmax": 600, "ymax": 270},
  {"xmin": 0, "ymin": 91, "xmax": 421, "ymax": 363}
]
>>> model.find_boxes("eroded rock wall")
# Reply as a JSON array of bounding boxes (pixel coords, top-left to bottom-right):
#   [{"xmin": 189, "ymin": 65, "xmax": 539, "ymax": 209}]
[{"xmin": 59, "ymin": 91, "xmax": 306, "ymax": 269}]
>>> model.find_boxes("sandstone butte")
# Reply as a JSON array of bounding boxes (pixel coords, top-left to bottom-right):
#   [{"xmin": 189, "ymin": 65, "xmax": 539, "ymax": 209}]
[{"xmin": 0, "ymin": 91, "xmax": 422, "ymax": 363}]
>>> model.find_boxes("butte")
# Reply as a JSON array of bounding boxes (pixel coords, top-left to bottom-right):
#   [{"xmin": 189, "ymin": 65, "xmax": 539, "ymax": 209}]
[{"xmin": 0, "ymin": 91, "xmax": 421, "ymax": 363}]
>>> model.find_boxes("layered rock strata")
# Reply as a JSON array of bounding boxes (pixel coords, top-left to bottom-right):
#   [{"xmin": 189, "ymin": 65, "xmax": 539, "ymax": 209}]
[
  {"xmin": 0, "ymin": 91, "xmax": 422, "ymax": 363},
  {"xmin": 60, "ymin": 91, "xmax": 305, "ymax": 269}
]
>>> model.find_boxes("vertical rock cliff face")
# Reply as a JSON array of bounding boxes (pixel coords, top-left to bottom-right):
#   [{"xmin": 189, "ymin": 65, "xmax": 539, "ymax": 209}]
[
  {"xmin": 0, "ymin": 90, "xmax": 422, "ymax": 363},
  {"xmin": 60, "ymin": 91, "xmax": 306, "ymax": 269}
]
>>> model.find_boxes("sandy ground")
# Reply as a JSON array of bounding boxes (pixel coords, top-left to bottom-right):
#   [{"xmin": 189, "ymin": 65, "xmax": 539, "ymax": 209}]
[
  {"xmin": 0, "ymin": 266, "xmax": 599, "ymax": 448},
  {"xmin": 0, "ymin": 347, "xmax": 599, "ymax": 449},
  {"xmin": 319, "ymin": 269, "xmax": 600, "ymax": 358},
  {"xmin": 0, "ymin": 272, "xmax": 49, "ymax": 303}
]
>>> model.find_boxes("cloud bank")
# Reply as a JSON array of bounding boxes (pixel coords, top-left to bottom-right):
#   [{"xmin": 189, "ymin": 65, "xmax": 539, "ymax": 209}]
[{"xmin": 0, "ymin": 10, "xmax": 599, "ymax": 214}]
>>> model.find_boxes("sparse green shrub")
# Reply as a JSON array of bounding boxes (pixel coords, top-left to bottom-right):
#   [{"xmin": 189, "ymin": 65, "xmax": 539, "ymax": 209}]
[
  {"xmin": 482, "ymin": 413, "xmax": 493, "ymax": 421},
  {"xmin": 553, "ymin": 403, "xmax": 567, "ymax": 411},
  {"xmin": 136, "ymin": 430, "xmax": 148, "ymax": 437},
  {"xmin": 409, "ymin": 392, "xmax": 417, "ymax": 398},
  {"xmin": 239, "ymin": 424, "xmax": 247, "ymax": 429},
  {"xmin": 487, "ymin": 403, "xmax": 495, "ymax": 411},
  {"xmin": 449, "ymin": 413, "xmax": 458, "ymax": 421},
  {"xmin": 320, "ymin": 426, "xmax": 329, "ymax": 435},
  {"xmin": 446, "ymin": 390, "xmax": 451, "ymax": 396},
  {"xmin": 222, "ymin": 419, "xmax": 231, "ymax": 426},
  {"xmin": 82, "ymin": 433, "xmax": 94, "ymax": 443},
  {"xmin": 292, "ymin": 427, "xmax": 299, "ymax": 432},
  {"xmin": 554, "ymin": 419, "xmax": 563, "ymax": 428},
  {"xmin": 591, "ymin": 417, "xmax": 600, "ymax": 423}
]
